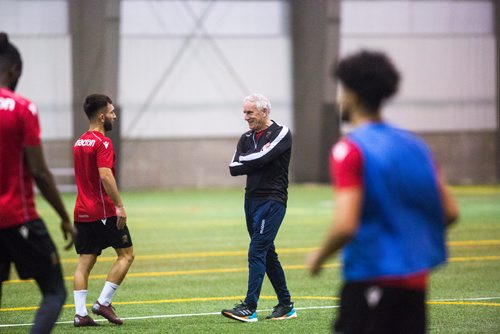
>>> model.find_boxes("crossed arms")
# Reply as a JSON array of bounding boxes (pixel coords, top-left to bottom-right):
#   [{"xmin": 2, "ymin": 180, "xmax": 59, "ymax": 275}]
[{"xmin": 229, "ymin": 126, "xmax": 291, "ymax": 176}]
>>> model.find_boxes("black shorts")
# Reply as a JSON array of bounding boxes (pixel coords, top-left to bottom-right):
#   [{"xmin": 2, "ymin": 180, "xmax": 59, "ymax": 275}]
[
  {"xmin": 74, "ymin": 217, "xmax": 133, "ymax": 255},
  {"xmin": 334, "ymin": 281, "xmax": 426, "ymax": 334},
  {"xmin": 0, "ymin": 219, "xmax": 61, "ymax": 282}
]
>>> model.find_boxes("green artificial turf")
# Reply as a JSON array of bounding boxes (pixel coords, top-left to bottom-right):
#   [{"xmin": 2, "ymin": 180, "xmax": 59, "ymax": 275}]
[{"xmin": 1, "ymin": 185, "xmax": 499, "ymax": 333}]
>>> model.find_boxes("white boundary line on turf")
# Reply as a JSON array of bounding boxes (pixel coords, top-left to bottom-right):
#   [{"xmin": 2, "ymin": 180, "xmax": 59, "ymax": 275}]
[
  {"xmin": 0, "ymin": 305, "xmax": 339, "ymax": 328},
  {"xmin": 3, "ymin": 296, "xmax": 500, "ymax": 328}
]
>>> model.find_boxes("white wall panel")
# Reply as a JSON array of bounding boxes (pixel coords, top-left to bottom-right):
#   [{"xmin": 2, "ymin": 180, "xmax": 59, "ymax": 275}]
[
  {"xmin": 1, "ymin": 0, "xmax": 495, "ymax": 139},
  {"xmin": 450, "ymin": 2, "xmax": 493, "ymax": 34},
  {"xmin": 341, "ymin": 0, "xmax": 495, "ymax": 132},
  {"xmin": 412, "ymin": 2, "xmax": 455, "ymax": 34},
  {"xmin": 119, "ymin": 37, "xmax": 292, "ymax": 138},
  {"xmin": 0, "ymin": 0, "xmax": 68, "ymax": 34},
  {"xmin": 341, "ymin": 36, "xmax": 495, "ymax": 131},
  {"xmin": 1, "ymin": 0, "xmax": 70, "ymax": 140},
  {"xmin": 342, "ymin": 2, "xmax": 412, "ymax": 35},
  {"xmin": 384, "ymin": 104, "xmax": 496, "ymax": 132},
  {"xmin": 121, "ymin": 0, "xmax": 287, "ymax": 36},
  {"xmin": 119, "ymin": 0, "xmax": 291, "ymax": 139},
  {"xmin": 202, "ymin": 1, "xmax": 287, "ymax": 35},
  {"xmin": 9, "ymin": 37, "xmax": 72, "ymax": 139},
  {"xmin": 342, "ymin": 1, "xmax": 493, "ymax": 35}
]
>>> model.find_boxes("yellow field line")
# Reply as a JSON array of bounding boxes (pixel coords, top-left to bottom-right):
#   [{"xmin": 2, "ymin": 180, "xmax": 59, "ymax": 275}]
[
  {"xmin": 448, "ymin": 240, "xmax": 500, "ymax": 246},
  {"xmin": 58, "ymin": 247, "xmax": 317, "ymax": 264},
  {"xmin": 57, "ymin": 240, "xmax": 500, "ymax": 264},
  {"xmin": 0, "ymin": 295, "xmax": 338, "ymax": 312},
  {"xmin": 428, "ymin": 301, "xmax": 500, "ymax": 307},
  {"xmin": 449, "ymin": 256, "xmax": 500, "ymax": 262},
  {"xmin": 2, "ymin": 295, "xmax": 499, "ymax": 313},
  {"xmin": 0, "ymin": 296, "xmax": 241, "ymax": 312},
  {"xmin": 5, "ymin": 254, "xmax": 500, "ymax": 285},
  {"xmin": 450, "ymin": 186, "xmax": 500, "ymax": 195},
  {"xmin": 3, "ymin": 263, "xmax": 341, "ymax": 284}
]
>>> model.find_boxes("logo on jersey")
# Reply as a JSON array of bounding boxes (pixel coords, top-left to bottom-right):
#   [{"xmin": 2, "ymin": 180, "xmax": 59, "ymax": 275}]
[
  {"xmin": 333, "ymin": 142, "xmax": 349, "ymax": 162},
  {"xmin": 0, "ymin": 97, "xmax": 15, "ymax": 111},
  {"xmin": 19, "ymin": 225, "xmax": 29, "ymax": 239},
  {"xmin": 262, "ymin": 142, "xmax": 271, "ymax": 151},
  {"xmin": 365, "ymin": 286, "xmax": 383, "ymax": 308},
  {"xmin": 74, "ymin": 139, "xmax": 96, "ymax": 147},
  {"xmin": 28, "ymin": 103, "xmax": 38, "ymax": 115},
  {"xmin": 103, "ymin": 141, "xmax": 109, "ymax": 149}
]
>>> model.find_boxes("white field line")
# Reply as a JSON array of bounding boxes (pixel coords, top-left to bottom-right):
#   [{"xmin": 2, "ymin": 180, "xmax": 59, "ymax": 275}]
[
  {"xmin": 3, "ymin": 296, "xmax": 500, "ymax": 328},
  {"xmin": 0, "ymin": 305, "xmax": 339, "ymax": 328}
]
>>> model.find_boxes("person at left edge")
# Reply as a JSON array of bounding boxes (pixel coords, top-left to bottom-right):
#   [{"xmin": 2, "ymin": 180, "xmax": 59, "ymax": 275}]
[
  {"xmin": 0, "ymin": 31, "xmax": 75, "ymax": 334},
  {"xmin": 72, "ymin": 94, "xmax": 135, "ymax": 327}
]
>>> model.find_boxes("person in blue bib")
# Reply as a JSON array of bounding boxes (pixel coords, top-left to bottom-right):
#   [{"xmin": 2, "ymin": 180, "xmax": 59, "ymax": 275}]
[{"xmin": 307, "ymin": 50, "xmax": 459, "ymax": 334}]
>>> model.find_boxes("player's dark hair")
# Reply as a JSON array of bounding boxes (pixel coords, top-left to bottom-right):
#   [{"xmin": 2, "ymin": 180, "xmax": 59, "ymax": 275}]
[
  {"xmin": 0, "ymin": 32, "xmax": 22, "ymax": 74},
  {"xmin": 83, "ymin": 94, "xmax": 113, "ymax": 120},
  {"xmin": 335, "ymin": 50, "xmax": 400, "ymax": 112}
]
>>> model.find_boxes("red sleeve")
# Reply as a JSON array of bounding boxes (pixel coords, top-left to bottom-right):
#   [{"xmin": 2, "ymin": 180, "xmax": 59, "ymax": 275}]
[
  {"xmin": 22, "ymin": 102, "xmax": 41, "ymax": 146},
  {"xmin": 96, "ymin": 139, "xmax": 114, "ymax": 168},
  {"xmin": 329, "ymin": 138, "xmax": 363, "ymax": 188}
]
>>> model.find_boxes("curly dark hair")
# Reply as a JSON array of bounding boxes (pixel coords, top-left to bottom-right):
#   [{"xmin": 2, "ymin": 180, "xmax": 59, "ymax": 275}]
[{"xmin": 335, "ymin": 50, "xmax": 400, "ymax": 112}]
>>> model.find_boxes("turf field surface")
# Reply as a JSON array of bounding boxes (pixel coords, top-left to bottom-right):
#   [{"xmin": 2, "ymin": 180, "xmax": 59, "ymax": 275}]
[{"xmin": 1, "ymin": 185, "xmax": 499, "ymax": 333}]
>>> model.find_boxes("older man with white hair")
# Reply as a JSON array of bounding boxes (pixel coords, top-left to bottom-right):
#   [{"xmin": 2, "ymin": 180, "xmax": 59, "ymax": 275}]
[{"xmin": 221, "ymin": 93, "xmax": 296, "ymax": 322}]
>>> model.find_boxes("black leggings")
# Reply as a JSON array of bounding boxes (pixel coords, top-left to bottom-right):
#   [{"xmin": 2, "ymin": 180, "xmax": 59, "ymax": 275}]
[
  {"xmin": 31, "ymin": 263, "xmax": 67, "ymax": 334},
  {"xmin": 1, "ymin": 262, "xmax": 67, "ymax": 334}
]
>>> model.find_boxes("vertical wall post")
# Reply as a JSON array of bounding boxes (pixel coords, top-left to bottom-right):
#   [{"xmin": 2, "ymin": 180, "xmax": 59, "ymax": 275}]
[
  {"xmin": 291, "ymin": 0, "xmax": 341, "ymax": 182},
  {"xmin": 69, "ymin": 0, "xmax": 122, "ymax": 183}
]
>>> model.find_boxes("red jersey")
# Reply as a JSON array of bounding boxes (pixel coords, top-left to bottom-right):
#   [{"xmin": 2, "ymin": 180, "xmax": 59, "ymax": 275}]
[
  {"xmin": 73, "ymin": 131, "xmax": 116, "ymax": 222},
  {"xmin": 330, "ymin": 137, "xmax": 428, "ymax": 291},
  {"xmin": 330, "ymin": 138, "xmax": 363, "ymax": 188},
  {"xmin": 0, "ymin": 88, "xmax": 41, "ymax": 228}
]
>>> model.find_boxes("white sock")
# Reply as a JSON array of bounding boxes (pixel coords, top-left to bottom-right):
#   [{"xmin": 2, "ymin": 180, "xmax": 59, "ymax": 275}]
[
  {"xmin": 74, "ymin": 290, "xmax": 88, "ymax": 316},
  {"xmin": 97, "ymin": 281, "xmax": 119, "ymax": 306}
]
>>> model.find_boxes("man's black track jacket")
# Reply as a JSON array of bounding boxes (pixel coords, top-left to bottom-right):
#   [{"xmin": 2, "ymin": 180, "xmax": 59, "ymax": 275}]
[{"xmin": 229, "ymin": 121, "xmax": 291, "ymax": 205}]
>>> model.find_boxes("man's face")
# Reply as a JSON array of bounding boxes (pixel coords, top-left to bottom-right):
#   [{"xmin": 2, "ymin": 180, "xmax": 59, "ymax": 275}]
[
  {"xmin": 243, "ymin": 101, "xmax": 268, "ymax": 132},
  {"xmin": 6, "ymin": 63, "xmax": 22, "ymax": 91},
  {"xmin": 338, "ymin": 85, "xmax": 356, "ymax": 123},
  {"xmin": 101, "ymin": 103, "xmax": 116, "ymax": 132}
]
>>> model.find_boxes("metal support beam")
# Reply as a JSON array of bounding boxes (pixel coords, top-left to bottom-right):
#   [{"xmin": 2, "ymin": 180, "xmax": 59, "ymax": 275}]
[
  {"xmin": 291, "ymin": 0, "xmax": 341, "ymax": 183},
  {"xmin": 69, "ymin": 0, "xmax": 122, "ymax": 184}
]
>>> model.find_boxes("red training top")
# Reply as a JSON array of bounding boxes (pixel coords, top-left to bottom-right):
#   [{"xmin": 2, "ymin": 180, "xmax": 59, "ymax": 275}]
[
  {"xmin": 73, "ymin": 131, "xmax": 116, "ymax": 222},
  {"xmin": 330, "ymin": 138, "xmax": 428, "ymax": 291},
  {"xmin": 0, "ymin": 88, "xmax": 41, "ymax": 228}
]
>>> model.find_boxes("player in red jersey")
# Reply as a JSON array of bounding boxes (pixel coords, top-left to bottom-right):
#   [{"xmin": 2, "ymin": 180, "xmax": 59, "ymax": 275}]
[
  {"xmin": 72, "ymin": 94, "xmax": 134, "ymax": 327},
  {"xmin": 0, "ymin": 32, "xmax": 75, "ymax": 333}
]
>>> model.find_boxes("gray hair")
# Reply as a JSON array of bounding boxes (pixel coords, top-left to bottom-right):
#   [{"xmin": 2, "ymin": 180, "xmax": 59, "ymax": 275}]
[{"xmin": 243, "ymin": 93, "xmax": 271, "ymax": 113}]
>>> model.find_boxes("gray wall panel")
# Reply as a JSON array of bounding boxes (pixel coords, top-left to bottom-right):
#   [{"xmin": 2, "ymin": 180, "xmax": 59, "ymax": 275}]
[
  {"xmin": 422, "ymin": 131, "xmax": 496, "ymax": 184},
  {"xmin": 120, "ymin": 138, "xmax": 245, "ymax": 189}
]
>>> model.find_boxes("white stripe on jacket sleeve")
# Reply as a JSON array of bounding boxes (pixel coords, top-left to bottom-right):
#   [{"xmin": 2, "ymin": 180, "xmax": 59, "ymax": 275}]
[{"xmin": 239, "ymin": 125, "xmax": 289, "ymax": 163}]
